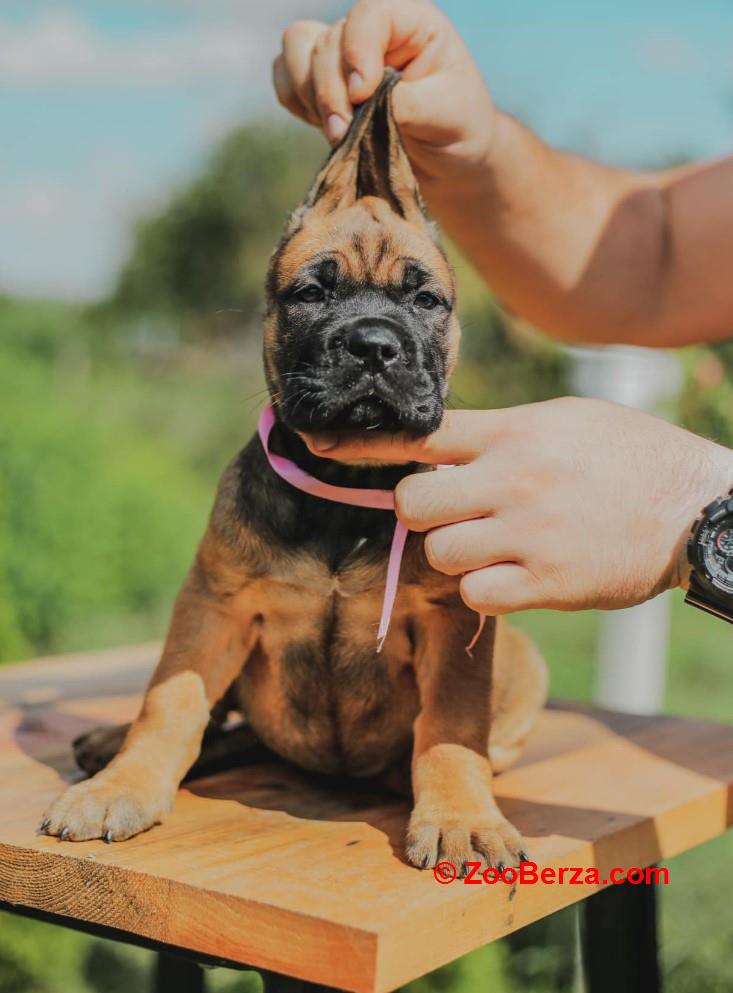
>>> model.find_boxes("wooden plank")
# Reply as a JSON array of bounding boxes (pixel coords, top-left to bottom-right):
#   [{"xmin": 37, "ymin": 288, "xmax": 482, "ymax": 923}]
[{"xmin": 1, "ymin": 646, "xmax": 732, "ymax": 992}]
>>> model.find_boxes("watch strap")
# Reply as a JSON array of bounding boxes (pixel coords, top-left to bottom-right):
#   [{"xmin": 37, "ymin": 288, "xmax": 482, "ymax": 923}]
[{"xmin": 685, "ymin": 574, "xmax": 733, "ymax": 625}]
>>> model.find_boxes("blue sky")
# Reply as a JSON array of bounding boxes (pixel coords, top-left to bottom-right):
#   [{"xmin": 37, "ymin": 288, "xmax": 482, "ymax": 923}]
[{"xmin": 2, "ymin": 0, "xmax": 733, "ymax": 300}]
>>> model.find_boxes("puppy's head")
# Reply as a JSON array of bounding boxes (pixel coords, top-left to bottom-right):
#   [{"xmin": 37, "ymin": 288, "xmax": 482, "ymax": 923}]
[{"xmin": 264, "ymin": 70, "xmax": 459, "ymax": 442}]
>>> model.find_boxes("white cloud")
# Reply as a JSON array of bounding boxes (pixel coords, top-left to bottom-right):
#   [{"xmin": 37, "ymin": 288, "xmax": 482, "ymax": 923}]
[{"xmin": 0, "ymin": 4, "xmax": 331, "ymax": 88}]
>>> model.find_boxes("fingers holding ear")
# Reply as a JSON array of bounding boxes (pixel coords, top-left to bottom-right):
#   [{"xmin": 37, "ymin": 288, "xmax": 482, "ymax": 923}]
[
  {"xmin": 276, "ymin": 20, "xmax": 328, "ymax": 126},
  {"xmin": 311, "ymin": 20, "xmax": 353, "ymax": 144},
  {"xmin": 272, "ymin": 54, "xmax": 311, "ymax": 124},
  {"xmin": 341, "ymin": 0, "xmax": 440, "ymax": 104}
]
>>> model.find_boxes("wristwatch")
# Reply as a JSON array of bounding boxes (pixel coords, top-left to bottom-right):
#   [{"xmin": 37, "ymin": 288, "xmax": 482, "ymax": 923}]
[{"xmin": 685, "ymin": 488, "xmax": 733, "ymax": 624}]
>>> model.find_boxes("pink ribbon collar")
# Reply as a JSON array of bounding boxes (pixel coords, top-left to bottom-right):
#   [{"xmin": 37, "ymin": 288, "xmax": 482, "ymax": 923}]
[{"xmin": 258, "ymin": 404, "xmax": 484, "ymax": 653}]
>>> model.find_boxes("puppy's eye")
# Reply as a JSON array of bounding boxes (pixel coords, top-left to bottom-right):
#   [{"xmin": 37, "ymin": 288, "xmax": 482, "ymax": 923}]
[
  {"xmin": 295, "ymin": 284, "xmax": 325, "ymax": 303},
  {"xmin": 414, "ymin": 290, "xmax": 441, "ymax": 310}
]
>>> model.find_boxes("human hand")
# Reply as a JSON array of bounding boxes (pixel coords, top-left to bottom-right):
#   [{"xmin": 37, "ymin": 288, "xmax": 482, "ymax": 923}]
[
  {"xmin": 273, "ymin": 0, "xmax": 495, "ymax": 186},
  {"xmin": 304, "ymin": 398, "xmax": 733, "ymax": 614}
]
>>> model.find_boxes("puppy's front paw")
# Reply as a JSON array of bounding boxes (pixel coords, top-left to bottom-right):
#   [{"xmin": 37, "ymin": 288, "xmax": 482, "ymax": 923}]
[
  {"xmin": 406, "ymin": 803, "xmax": 526, "ymax": 874},
  {"xmin": 40, "ymin": 772, "xmax": 170, "ymax": 842}
]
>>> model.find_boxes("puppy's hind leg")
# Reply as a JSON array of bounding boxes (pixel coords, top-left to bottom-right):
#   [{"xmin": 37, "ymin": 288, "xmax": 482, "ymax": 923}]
[
  {"xmin": 73, "ymin": 716, "xmax": 264, "ymax": 780},
  {"xmin": 488, "ymin": 620, "xmax": 548, "ymax": 773},
  {"xmin": 73, "ymin": 724, "xmax": 130, "ymax": 777},
  {"xmin": 72, "ymin": 684, "xmax": 261, "ymax": 779}
]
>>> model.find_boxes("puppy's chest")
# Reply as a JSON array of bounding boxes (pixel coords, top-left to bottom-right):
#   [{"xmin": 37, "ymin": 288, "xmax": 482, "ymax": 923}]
[{"xmin": 232, "ymin": 545, "xmax": 437, "ymax": 776}]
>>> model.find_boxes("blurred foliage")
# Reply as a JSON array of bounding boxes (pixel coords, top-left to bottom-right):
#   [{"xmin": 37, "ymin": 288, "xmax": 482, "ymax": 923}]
[
  {"xmin": 678, "ymin": 341, "xmax": 733, "ymax": 448},
  {"xmin": 448, "ymin": 256, "xmax": 569, "ymax": 410},
  {"xmin": 0, "ymin": 912, "xmax": 154, "ymax": 993},
  {"xmin": 0, "ymin": 295, "xmax": 264, "ymax": 661},
  {"xmin": 2, "ymin": 115, "xmax": 733, "ymax": 993},
  {"xmin": 105, "ymin": 124, "xmax": 324, "ymax": 339}
]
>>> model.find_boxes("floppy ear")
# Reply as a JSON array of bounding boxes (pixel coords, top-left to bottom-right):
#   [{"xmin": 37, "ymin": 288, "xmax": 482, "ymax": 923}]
[{"xmin": 286, "ymin": 68, "xmax": 425, "ymax": 233}]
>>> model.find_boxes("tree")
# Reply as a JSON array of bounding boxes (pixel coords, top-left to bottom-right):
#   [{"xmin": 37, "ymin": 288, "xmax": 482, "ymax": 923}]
[{"xmin": 109, "ymin": 123, "xmax": 325, "ymax": 340}]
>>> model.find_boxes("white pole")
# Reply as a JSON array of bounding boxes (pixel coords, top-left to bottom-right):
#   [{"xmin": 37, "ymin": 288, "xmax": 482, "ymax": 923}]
[{"xmin": 568, "ymin": 345, "xmax": 683, "ymax": 715}]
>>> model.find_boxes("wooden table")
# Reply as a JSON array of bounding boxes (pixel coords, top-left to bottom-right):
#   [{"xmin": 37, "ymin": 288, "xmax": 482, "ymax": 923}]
[{"xmin": 2, "ymin": 644, "xmax": 733, "ymax": 993}]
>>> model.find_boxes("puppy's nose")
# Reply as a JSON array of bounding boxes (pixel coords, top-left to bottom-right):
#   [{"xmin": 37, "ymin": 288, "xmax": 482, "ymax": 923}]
[{"xmin": 345, "ymin": 325, "xmax": 402, "ymax": 370}]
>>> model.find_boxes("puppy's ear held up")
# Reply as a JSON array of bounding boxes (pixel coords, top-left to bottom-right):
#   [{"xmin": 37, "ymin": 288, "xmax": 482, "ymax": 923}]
[{"xmin": 287, "ymin": 69, "xmax": 425, "ymax": 232}]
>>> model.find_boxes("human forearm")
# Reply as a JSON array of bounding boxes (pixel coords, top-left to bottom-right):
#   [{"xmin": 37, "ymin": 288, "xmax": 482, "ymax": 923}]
[
  {"xmin": 421, "ymin": 112, "xmax": 671, "ymax": 345},
  {"xmin": 423, "ymin": 113, "xmax": 733, "ymax": 347}
]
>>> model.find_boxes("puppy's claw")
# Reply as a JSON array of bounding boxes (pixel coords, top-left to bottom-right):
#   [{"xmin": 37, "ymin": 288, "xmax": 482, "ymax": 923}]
[
  {"xmin": 59, "ymin": 827, "xmax": 70, "ymax": 842},
  {"xmin": 518, "ymin": 850, "xmax": 530, "ymax": 864},
  {"xmin": 104, "ymin": 831, "xmax": 113, "ymax": 844},
  {"xmin": 39, "ymin": 818, "xmax": 50, "ymax": 833}
]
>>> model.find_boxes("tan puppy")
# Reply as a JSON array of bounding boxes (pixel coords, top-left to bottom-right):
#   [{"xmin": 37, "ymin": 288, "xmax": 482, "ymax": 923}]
[{"xmin": 41, "ymin": 72, "xmax": 548, "ymax": 872}]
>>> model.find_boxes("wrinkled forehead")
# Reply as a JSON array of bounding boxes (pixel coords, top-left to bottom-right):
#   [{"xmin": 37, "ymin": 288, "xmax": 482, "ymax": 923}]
[{"xmin": 276, "ymin": 197, "xmax": 453, "ymax": 292}]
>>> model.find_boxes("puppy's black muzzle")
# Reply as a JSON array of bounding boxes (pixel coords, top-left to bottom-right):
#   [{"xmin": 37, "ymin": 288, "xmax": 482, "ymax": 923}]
[
  {"xmin": 341, "ymin": 319, "xmax": 403, "ymax": 373},
  {"xmin": 275, "ymin": 269, "xmax": 448, "ymax": 436},
  {"xmin": 280, "ymin": 312, "xmax": 443, "ymax": 436}
]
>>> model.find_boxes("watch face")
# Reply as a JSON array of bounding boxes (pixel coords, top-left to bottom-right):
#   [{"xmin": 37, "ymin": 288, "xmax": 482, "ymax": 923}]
[{"xmin": 700, "ymin": 517, "xmax": 733, "ymax": 595}]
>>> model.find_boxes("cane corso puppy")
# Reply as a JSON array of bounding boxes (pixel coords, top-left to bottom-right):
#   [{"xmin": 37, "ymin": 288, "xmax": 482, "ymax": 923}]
[{"xmin": 41, "ymin": 71, "xmax": 548, "ymax": 872}]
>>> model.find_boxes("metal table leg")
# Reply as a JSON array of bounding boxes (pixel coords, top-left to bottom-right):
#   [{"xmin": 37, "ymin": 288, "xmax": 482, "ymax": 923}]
[
  {"xmin": 581, "ymin": 878, "xmax": 662, "ymax": 993},
  {"xmin": 261, "ymin": 972, "xmax": 349, "ymax": 993},
  {"xmin": 155, "ymin": 951, "xmax": 205, "ymax": 993}
]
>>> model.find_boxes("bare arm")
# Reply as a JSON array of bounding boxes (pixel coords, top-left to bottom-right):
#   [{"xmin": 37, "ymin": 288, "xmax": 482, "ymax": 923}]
[
  {"xmin": 426, "ymin": 115, "xmax": 733, "ymax": 347},
  {"xmin": 275, "ymin": 0, "xmax": 733, "ymax": 348}
]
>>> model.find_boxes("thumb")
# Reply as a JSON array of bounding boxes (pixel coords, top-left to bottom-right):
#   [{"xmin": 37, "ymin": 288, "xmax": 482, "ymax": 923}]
[
  {"xmin": 303, "ymin": 409, "xmax": 508, "ymax": 464},
  {"xmin": 392, "ymin": 74, "xmax": 475, "ymax": 147}
]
